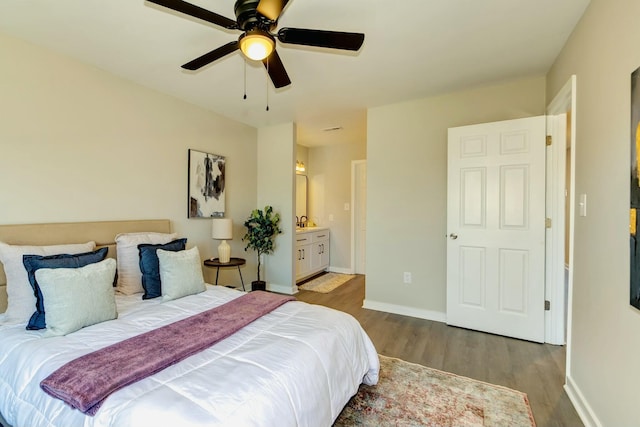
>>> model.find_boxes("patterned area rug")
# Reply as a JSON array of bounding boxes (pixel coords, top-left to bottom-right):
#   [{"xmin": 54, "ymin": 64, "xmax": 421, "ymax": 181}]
[
  {"xmin": 335, "ymin": 355, "xmax": 536, "ymax": 427},
  {"xmin": 298, "ymin": 273, "xmax": 355, "ymax": 293}
]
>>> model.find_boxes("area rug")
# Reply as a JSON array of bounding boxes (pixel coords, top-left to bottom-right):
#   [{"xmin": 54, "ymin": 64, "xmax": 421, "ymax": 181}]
[
  {"xmin": 298, "ymin": 273, "xmax": 355, "ymax": 293},
  {"xmin": 334, "ymin": 355, "xmax": 536, "ymax": 427}
]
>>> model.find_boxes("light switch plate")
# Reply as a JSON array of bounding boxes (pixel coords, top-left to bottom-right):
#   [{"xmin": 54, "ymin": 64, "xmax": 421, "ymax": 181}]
[{"xmin": 579, "ymin": 193, "xmax": 587, "ymax": 217}]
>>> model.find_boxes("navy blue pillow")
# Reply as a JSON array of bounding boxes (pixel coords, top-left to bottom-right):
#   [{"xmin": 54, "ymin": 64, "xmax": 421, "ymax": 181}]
[
  {"xmin": 22, "ymin": 247, "xmax": 109, "ymax": 330},
  {"xmin": 138, "ymin": 238, "xmax": 187, "ymax": 300}
]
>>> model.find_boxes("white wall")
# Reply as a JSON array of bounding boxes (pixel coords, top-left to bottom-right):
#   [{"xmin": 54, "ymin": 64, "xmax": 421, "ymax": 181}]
[
  {"xmin": 0, "ymin": 32, "xmax": 257, "ymax": 288},
  {"xmin": 365, "ymin": 76, "xmax": 546, "ymax": 320},
  {"xmin": 257, "ymin": 123, "xmax": 296, "ymax": 294},
  {"xmin": 546, "ymin": 0, "xmax": 639, "ymax": 425}
]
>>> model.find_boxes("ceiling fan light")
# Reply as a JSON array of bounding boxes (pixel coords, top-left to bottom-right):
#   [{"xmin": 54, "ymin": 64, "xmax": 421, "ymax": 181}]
[{"xmin": 239, "ymin": 31, "xmax": 275, "ymax": 61}]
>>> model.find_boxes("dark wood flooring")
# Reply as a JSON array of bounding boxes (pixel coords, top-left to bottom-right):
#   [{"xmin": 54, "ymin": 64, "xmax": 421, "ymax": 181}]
[{"xmin": 295, "ymin": 274, "xmax": 583, "ymax": 427}]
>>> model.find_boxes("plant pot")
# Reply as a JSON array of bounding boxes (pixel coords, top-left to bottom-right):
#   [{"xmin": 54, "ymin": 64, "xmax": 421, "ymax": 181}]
[{"xmin": 251, "ymin": 280, "xmax": 266, "ymax": 292}]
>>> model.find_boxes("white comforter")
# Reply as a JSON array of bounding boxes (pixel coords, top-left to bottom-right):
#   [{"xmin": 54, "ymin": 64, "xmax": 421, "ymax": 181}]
[{"xmin": 0, "ymin": 286, "xmax": 379, "ymax": 427}]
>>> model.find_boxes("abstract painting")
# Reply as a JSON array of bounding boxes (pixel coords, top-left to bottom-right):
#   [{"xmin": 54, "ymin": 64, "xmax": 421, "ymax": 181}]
[
  {"xmin": 631, "ymin": 67, "xmax": 640, "ymax": 310},
  {"xmin": 188, "ymin": 149, "xmax": 225, "ymax": 218}
]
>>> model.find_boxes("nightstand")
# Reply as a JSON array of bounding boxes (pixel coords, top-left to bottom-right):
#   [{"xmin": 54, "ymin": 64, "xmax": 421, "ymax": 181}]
[{"xmin": 203, "ymin": 257, "xmax": 246, "ymax": 291}]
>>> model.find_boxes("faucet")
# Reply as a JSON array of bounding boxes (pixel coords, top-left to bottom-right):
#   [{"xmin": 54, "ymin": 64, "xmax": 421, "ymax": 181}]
[
  {"xmin": 300, "ymin": 216, "xmax": 308, "ymax": 228},
  {"xmin": 296, "ymin": 216, "xmax": 299, "ymax": 227}
]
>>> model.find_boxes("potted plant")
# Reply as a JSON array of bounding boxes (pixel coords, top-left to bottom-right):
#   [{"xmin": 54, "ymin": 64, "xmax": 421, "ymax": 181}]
[{"xmin": 242, "ymin": 205, "xmax": 283, "ymax": 291}]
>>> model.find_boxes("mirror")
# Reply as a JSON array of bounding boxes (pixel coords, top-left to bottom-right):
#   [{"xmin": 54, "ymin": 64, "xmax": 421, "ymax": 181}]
[{"xmin": 296, "ymin": 175, "xmax": 307, "ymax": 222}]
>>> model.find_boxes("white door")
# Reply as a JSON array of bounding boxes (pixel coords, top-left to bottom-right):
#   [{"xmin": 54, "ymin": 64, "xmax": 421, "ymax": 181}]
[{"xmin": 447, "ymin": 116, "xmax": 546, "ymax": 343}]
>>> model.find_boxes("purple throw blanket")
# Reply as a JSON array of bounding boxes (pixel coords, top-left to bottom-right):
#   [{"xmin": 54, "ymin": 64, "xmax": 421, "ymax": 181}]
[{"xmin": 40, "ymin": 291, "xmax": 295, "ymax": 415}]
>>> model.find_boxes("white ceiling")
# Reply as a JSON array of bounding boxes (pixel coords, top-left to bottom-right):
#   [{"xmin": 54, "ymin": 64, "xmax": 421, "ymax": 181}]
[{"xmin": 0, "ymin": 0, "xmax": 589, "ymax": 146}]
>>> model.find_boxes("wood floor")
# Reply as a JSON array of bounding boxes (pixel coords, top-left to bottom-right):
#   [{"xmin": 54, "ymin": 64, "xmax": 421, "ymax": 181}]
[{"xmin": 295, "ymin": 274, "xmax": 583, "ymax": 427}]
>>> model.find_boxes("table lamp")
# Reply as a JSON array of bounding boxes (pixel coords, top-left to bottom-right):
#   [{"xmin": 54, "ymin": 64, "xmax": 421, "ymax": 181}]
[{"xmin": 211, "ymin": 218, "xmax": 232, "ymax": 263}]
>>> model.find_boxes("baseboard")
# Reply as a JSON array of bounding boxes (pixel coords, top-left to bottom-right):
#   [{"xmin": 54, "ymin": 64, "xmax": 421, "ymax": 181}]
[
  {"xmin": 564, "ymin": 375, "xmax": 602, "ymax": 427},
  {"xmin": 363, "ymin": 299, "xmax": 447, "ymax": 323},
  {"xmin": 267, "ymin": 282, "xmax": 298, "ymax": 295},
  {"xmin": 329, "ymin": 266, "xmax": 354, "ymax": 274}
]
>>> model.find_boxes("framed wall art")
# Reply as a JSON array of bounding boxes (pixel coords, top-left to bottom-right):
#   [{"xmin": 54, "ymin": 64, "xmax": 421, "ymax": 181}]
[
  {"xmin": 631, "ymin": 67, "xmax": 640, "ymax": 310},
  {"xmin": 188, "ymin": 149, "xmax": 225, "ymax": 218}
]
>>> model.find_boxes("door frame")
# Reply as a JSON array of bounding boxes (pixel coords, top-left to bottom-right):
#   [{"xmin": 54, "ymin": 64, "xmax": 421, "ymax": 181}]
[
  {"xmin": 351, "ymin": 160, "xmax": 366, "ymax": 274},
  {"xmin": 545, "ymin": 75, "xmax": 577, "ymax": 347}
]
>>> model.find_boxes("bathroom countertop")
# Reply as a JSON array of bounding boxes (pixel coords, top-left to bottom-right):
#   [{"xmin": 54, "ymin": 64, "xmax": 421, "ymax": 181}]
[{"xmin": 295, "ymin": 226, "xmax": 328, "ymax": 234}]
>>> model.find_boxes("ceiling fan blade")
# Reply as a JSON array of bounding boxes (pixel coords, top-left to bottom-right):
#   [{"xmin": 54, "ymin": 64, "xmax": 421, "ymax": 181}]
[
  {"xmin": 277, "ymin": 28, "xmax": 364, "ymax": 51},
  {"xmin": 181, "ymin": 41, "xmax": 239, "ymax": 70},
  {"xmin": 147, "ymin": 0, "xmax": 238, "ymax": 29},
  {"xmin": 256, "ymin": 0, "xmax": 290, "ymax": 21},
  {"xmin": 262, "ymin": 50, "xmax": 291, "ymax": 88}
]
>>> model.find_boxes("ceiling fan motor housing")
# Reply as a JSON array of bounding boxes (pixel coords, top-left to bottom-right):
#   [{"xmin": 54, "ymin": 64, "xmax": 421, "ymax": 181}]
[{"xmin": 234, "ymin": 0, "xmax": 273, "ymax": 31}]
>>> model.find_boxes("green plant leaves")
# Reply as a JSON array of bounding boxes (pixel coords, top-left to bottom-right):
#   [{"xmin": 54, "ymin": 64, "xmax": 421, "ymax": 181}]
[{"xmin": 242, "ymin": 205, "xmax": 283, "ymax": 282}]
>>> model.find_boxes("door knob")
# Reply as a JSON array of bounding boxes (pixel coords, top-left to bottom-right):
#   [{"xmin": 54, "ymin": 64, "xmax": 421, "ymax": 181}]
[{"xmin": 449, "ymin": 233, "xmax": 458, "ymax": 240}]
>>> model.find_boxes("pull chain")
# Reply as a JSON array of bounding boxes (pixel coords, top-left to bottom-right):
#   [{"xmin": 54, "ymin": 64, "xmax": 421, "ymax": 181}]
[
  {"xmin": 243, "ymin": 60, "xmax": 247, "ymax": 100},
  {"xmin": 265, "ymin": 60, "xmax": 270, "ymax": 111}
]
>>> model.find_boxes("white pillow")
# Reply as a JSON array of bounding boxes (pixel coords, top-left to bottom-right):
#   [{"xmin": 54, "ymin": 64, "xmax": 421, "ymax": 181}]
[
  {"xmin": 115, "ymin": 232, "xmax": 177, "ymax": 295},
  {"xmin": 0, "ymin": 241, "xmax": 96, "ymax": 324},
  {"xmin": 36, "ymin": 258, "xmax": 117, "ymax": 336},
  {"xmin": 158, "ymin": 246, "xmax": 206, "ymax": 302}
]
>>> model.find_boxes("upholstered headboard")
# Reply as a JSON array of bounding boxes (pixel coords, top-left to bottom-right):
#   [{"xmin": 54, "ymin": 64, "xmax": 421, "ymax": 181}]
[{"xmin": 0, "ymin": 219, "xmax": 171, "ymax": 314}]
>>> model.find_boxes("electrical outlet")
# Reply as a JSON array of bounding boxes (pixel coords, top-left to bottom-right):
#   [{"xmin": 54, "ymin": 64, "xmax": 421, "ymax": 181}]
[{"xmin": 403, "ymin": 272, "xmax": 412, "ymax": 284}]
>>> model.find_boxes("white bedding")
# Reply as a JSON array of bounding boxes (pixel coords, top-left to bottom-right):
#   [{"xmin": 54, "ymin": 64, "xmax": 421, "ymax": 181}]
[{"xmin": 0, "ymin": 285, "xmax": 379, "ymax": 427}]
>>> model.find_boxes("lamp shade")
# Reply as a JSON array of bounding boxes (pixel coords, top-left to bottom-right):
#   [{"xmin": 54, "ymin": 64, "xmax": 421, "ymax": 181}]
[{"xmin": 211, "ymin": 218, "xmax": 233, "ymax": 240}]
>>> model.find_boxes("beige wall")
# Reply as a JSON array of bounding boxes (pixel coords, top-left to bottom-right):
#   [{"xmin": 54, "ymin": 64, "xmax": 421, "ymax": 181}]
[
  {"xmin": 257, "ymin": 123, "xmax": 296, "ymax": 294},
  {"xmin": 547, "ymin": 0, "xmax": 639, "ymax": 425},
  {"xmin": 365, "ymin": 76, "xmax": 546, "ymax": 319},
  {"xmin": 0, "ymin": 32, "xmax": 258, "ymax": 288},
  {"xmin": 307, "ymin": 141, "xmax": 366, "ymax": 271}
]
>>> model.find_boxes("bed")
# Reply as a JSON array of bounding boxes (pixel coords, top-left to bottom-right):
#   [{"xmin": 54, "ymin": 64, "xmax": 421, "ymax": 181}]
[{"xmin": 0, "ymin": 220, "xmax": 379, "ymax": 427}]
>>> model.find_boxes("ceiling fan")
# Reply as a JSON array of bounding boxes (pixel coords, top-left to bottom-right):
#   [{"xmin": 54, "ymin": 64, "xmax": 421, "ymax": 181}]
[{"xmin": 147, "ymin": 0, "xmax": 366, "ymax": 88}]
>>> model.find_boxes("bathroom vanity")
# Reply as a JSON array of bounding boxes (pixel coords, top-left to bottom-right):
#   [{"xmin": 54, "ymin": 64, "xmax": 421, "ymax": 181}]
[{"xmin": 295, "ymin": 227, "xmax": 330, "ymax": 282}]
